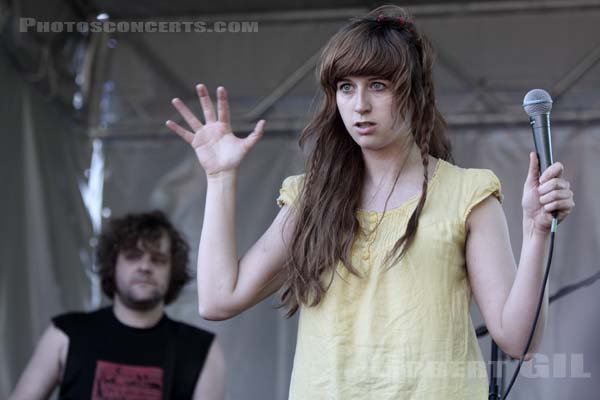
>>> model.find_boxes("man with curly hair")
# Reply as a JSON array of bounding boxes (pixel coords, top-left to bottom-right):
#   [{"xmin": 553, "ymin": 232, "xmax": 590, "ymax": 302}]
[{"xmin": 9, "ymin": 210, "xmax": 225, "ymax": 400}]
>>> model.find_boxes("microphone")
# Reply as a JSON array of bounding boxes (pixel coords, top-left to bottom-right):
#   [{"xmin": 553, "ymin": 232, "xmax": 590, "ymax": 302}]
[
  {"xmin": 522, "ymin": 89, "xmax": 554, "ymax": 173},
  {"xmin": 522, "ymin": 88, "xmax": 558, "ymax": 229},
  {"xmin": 497, "ymin": 89, "xmax": 559, "ymax": 400}
]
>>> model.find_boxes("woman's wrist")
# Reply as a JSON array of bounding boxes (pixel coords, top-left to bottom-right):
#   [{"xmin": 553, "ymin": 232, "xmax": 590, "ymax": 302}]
[
  {"xmin": 522, "ymin": 217, "xmax": 551, "ymax": 240},
  {"xmin": 206, "ymin": 170, "xmax": 238, "ymax": 183}
]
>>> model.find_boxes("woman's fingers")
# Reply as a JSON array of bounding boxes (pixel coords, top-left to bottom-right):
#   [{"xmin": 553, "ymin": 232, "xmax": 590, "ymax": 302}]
[
  {"xmin": 544, "ymin": 199, "xmax": 574, "ymax": 213},
  {"xmin": 537, "ymin": 177, "xmax": 569, "ymax": 196},
  {"xmin": 216, "ymin": 86, "xmax": 230, "ymax": 124},
  {"xmin": 171, "ymin": 84, "xmax": 225, "ymax": 129},
  {"xmin": 539, "ymin": 162, "xmax": 564, "ymax": 183},
  {"xmin": 165, "ymin": 120, "xmax": 194, "ymax": 144},
  {"xmin": 539, "ymin": 188, "xmax": 573, "ymax": 204},
  {"xmin": 196, "ymin": 84, "xmax": 217, "ymax": 123},
  {"xmin": 171, "ymin": 98, "xmax": 203, "ymax": 132}
]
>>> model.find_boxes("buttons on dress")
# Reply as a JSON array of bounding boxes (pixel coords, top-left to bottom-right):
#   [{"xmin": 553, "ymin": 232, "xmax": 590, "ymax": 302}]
[{"xmin": 357, "ymin": 212, "xmax": 382, "ymax": 262}]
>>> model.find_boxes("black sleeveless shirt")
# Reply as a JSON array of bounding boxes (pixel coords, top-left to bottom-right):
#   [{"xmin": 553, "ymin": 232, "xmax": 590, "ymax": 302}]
[{"xmin": 52, "ymin": 307, "xmax": 214, "ymax": 400}]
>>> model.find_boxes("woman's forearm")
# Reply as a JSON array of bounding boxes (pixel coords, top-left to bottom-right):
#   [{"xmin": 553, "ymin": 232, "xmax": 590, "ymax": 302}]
[
  {"xmin": 197, "ymin": 171, "xmax": 240, "ymax": 318},
  {"xmin": 500, "ymin": 219, "xmax": 550, "ymax": 358}
]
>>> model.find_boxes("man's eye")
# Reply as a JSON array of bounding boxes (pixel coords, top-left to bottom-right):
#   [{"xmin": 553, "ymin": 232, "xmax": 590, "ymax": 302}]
[{"xmin": 125, "ymin": 251, "xmax": 142, "ymax": 259}]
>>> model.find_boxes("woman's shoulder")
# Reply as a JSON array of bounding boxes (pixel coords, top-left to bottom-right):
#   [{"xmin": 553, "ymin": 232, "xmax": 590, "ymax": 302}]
[
  {"xmin": 440, "ymin": 160, "xmax": 504, "ymax": 206},
  {"xmin": 276, "ymin": 173, "xmax": 306, "ymax": 208},
  {"xmin": 433, "ymin": 160, "xmax": 504, "ymax": 225},
  {"xmin": 440, "ymin": 159, "xmax": 500, "ymax": 186},
  {"xmin": 282, "ymin": 173, "xmax": 306, "ymax": 185}
]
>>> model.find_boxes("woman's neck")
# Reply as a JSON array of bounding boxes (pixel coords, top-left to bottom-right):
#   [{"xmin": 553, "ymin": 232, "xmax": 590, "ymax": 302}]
[{"xmin": 361, "ymin": 138, "xmax": 423, "ymax": 191}]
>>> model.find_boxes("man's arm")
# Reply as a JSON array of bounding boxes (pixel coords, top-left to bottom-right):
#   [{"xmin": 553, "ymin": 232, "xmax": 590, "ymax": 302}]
[
  {"xmin": 8, "ymin": 324, "xmax": 68, "ymax": 400},
  {"xmin": 193, "ymin": 338, "xmax": 226, "ymax": 400}
]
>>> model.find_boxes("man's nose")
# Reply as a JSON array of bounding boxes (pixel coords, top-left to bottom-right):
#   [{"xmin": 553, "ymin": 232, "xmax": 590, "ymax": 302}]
[{"xmin": 138, "ymin": 256, "xmax": 152, "ymax": 272}]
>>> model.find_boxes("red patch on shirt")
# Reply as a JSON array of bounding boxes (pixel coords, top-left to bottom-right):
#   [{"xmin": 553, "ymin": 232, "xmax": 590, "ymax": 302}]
[{"xmin": 91, "ymin": 360, "xmax": 163, "ymax": 400}]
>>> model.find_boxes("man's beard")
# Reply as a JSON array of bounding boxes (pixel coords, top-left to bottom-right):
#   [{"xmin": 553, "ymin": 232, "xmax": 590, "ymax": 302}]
[{"xmin": 116, "ymin": 284, "xmax": 164, "ymax": 311}]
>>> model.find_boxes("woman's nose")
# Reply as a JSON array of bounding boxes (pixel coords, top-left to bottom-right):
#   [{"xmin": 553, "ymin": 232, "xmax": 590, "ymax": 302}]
[{"xmin": 354, "ymin": 89, "xmax": 371, "ymax": 114}]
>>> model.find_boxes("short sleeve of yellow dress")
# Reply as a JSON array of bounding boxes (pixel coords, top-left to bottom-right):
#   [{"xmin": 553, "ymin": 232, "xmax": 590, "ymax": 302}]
[
  {"xmin": 462, "ymin": 168, "xmax": 504, "ymax": 225},
  {"xmin": 276, "ymin": 174, "xmax": 305, "ymax": 209},
  {"xmin": 281, "ymin": 160, "xmax": 503, "ymax": 400}
]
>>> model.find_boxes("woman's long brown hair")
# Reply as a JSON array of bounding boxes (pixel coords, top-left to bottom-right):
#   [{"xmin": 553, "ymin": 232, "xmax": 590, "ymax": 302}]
[{"xmin": 279, "ymin": 5, "xmax": 454, "ymax": 317}]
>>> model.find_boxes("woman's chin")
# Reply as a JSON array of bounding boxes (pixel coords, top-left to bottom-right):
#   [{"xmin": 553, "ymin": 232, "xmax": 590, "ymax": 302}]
[{"xmin": 354, "ymin": 136, "xmax": 386, "ymax": 150}]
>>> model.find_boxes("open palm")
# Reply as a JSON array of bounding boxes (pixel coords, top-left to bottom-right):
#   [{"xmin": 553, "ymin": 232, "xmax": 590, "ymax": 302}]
[{"xmin": 166, "ymin": 84, "xmax": 265, "ymax": 176}]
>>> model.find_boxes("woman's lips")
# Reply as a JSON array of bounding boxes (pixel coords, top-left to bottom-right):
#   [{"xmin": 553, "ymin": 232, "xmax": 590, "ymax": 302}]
[{"xmin": 354, "ymin": 122, "xmax": 377, "ymax": 135}]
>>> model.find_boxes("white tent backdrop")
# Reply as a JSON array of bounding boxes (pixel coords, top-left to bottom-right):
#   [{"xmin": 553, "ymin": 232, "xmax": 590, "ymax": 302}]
[{"xmin": 2, "ymin": 1, "xmax": 600, "ymax": 399}]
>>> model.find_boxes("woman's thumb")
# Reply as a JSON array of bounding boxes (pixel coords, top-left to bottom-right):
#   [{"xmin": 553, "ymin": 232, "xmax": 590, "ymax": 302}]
[
  {"xmin": 526, "ymin": 151, "xmax": 540, "ymax": 185},
  {"xmin": 244, "ymin": 120, "xmax": 265, "ymax": 149}
]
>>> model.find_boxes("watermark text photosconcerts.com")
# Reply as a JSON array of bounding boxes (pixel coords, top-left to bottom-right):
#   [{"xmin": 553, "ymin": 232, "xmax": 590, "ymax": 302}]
[{"xmin": 19, "ymin": 18, "xmax": 259, "ymax": 33}]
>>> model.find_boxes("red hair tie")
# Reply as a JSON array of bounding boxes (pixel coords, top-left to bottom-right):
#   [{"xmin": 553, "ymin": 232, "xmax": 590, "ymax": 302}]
[{"xmin": 375, "ymin": 14, "xmax": 407, "ymax": 28}]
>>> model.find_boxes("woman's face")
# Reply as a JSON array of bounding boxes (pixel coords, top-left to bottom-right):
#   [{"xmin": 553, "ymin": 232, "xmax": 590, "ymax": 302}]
[{"xmin": 336, "ymin": 76, "xmax": 408, "ymax": 150}]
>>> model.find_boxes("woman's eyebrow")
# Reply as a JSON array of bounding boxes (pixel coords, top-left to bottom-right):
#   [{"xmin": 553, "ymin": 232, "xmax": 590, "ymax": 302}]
[{"xmin": 337, "ymin": 76, "xmax": 386, "ymax": 81}]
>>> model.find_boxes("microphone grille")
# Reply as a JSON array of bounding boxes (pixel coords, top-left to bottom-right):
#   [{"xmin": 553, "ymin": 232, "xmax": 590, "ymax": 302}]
[{"xmin": 523, "ymin": 89, "xmax": 553, "ymax": 116}]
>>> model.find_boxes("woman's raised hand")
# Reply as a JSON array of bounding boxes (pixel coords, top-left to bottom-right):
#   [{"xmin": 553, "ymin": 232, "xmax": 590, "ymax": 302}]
[{"xmin": 166, "ymin": 84, "xmax": 265, "ymax": 177}]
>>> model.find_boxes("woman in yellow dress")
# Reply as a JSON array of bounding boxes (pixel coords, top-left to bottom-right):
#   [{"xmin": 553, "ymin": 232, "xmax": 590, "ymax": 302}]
[{"xmin": 166, "ymin": 5, "xmax": 574, "ymax": 399}]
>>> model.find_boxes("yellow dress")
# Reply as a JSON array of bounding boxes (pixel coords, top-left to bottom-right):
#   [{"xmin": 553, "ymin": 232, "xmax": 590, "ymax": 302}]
[{"xmin": 276, "ymin": 159, "xmax": 503, "ymax": 400}]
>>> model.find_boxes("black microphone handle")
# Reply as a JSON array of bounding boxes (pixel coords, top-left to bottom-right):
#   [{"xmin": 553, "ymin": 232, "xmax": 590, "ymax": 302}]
[
  {"xmin": 529, "ymin": 113, "xmax": 559, "ymax": 222},
  {"xmin": 529, "ymin": 113, "xmax": 554, "ymax": 173}
]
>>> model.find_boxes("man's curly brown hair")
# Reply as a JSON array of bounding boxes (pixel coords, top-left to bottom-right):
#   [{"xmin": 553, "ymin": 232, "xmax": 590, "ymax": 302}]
[{"xmin": 96, "ymin": 210, "xmax": 191, "ymax": 305}]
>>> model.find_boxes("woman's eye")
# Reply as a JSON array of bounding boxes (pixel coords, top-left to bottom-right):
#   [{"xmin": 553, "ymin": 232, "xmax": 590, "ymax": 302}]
[
  {"xmin": 372, "ymin": 82, "xmax": 386, "ymax": 90},
  {"xmin": 339, "ymin": 83, "xmax": 352, "ymax": 92}
]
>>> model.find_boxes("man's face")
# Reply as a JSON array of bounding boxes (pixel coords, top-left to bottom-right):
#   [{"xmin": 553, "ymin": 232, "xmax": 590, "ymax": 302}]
[{"xmin": 114, "ymin": 233, "xmax": 171, "ymax": 311}]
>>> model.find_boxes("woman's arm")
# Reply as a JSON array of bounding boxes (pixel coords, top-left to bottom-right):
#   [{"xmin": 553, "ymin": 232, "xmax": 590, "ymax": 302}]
[
  {"xmin": 197, "ymin": 171, "xmax": 296, "ymax": 320},
  {"xmin": 466, "ymin": 153, "xmax": 574, "ymax": 359},
  {"xmin": 166, "ymin": 84, "xmax": 295, "ymax": 320},
  {"xmin": 466, "ymin": 196, "xmax": 549, "ymax": 360}
]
